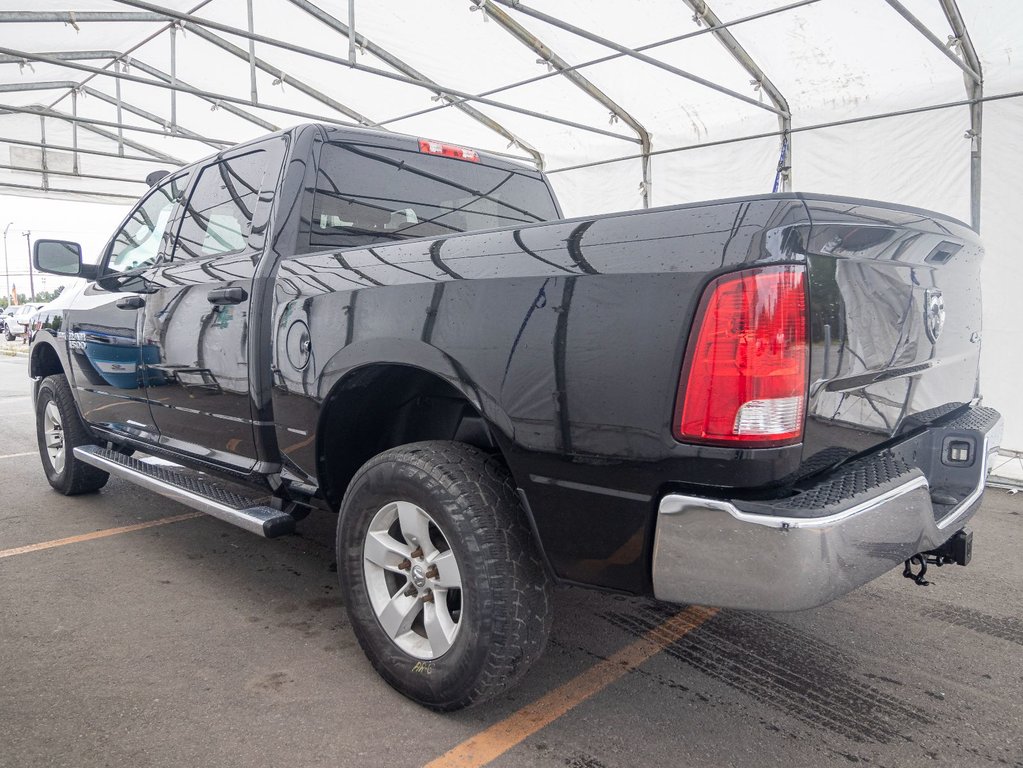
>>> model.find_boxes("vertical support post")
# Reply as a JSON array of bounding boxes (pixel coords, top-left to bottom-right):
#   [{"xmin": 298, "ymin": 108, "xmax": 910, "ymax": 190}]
[
  {"xmin": 114, "ymin": 68, "xmax": 125, "ymax": 157},
  {"xmin": 246, "ymin": 0, "xmax": 259, "ymax": 102},
  {"xmin": 23, "ymin": 231, "xmax": 35, "ymax": 302},
  {"xmin": 169, "ymin": 24, "xmax": 178, "ymax": 129},
  {"xmin": 968, "ymin": 89, "xmax": 982, "ymax": 231},
  {"xmin": 39, "ymin": 115, "xmax": 50, "ymax": 192},
  {"xmin": 347, "ymin": 0, "xmax": 356, "ymax": 65},
  {"xmin": 70, "ymin": 88, "xmax": 80, "ymax": 174}
]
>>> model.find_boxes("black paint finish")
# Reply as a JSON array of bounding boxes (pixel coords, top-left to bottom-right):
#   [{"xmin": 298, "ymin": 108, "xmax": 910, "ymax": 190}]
[{"xmin": 30, "ymin": 125, "xmax": 987, "ymax": 596}]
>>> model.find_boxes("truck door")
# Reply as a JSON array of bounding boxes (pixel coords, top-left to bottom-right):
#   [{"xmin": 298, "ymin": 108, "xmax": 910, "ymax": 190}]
[
  {"xmin": 65, "ymin": 172, "xmax": 189, "ymax": 439},
  {"xmin": 140, "ymin": 142, "xmax": 283, "ymax": 471}
]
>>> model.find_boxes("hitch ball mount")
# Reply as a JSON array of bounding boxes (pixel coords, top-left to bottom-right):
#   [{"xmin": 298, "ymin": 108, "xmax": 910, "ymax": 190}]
[{"xmin": 903, "ymin": 529, "xmax": 973, "ymax": 587}]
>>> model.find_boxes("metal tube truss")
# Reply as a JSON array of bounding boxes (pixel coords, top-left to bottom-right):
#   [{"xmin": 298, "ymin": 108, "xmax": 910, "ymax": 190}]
[
  {"xmin": 80, "ymin": 86, "xmax": 223, "ymax": 151},
  {"xmin": 0, "ymin": 50, "xmax": 278, "ymax": 133},
  {"xmin": 681, "ymin": 0, "xmax": 792, "ymax": 190},
  {"xmin": 0, "ymin": 106, "xmax": 183, "ymax": 165},
  {"xmin": 106, "ymin": 1, "xmax": 637, "ymax": 145},
  {"xmin": 0, "ymin": 181, "xmax": 140, "ymax": 202},
  {"xmin": 487, "ymin": 0, "xmax": 785, "ymax": 116},
  {"xmin": 378, "ymin": 0, "xmax": 820, "ymax": 129},
  {"xmin": 0, "ymin": 103, "xmax": 225, "ymax": 154},
  {"xmin": 0, "ymin": 135, "xmax": 177, "ymax": 164},
  {"xmin": 545, "ymin": 90, "xmax": 1022, "ymax": 176},
  {"xmin": 0, "ymin": 46, "xmax": 369, "ymax": 131},
  {"xmin": 478, "ymin": 1, "xmax": 651, "ymax": 204},
  {"xmin": 884, "ymin": 0, "xmax": 982, "ymax": 83},
  {"xmin": 181, "ymin": 25, "xmax": 375, "ymax": 128},
  {"xmin": 284, "ymin": 0, "xmax": 545, "ymax": 169}
]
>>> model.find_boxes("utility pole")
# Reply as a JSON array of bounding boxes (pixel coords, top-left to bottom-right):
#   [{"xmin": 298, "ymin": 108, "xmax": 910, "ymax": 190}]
[
  {"xmin": 22, "ymin": 230, "xmax": 34, "ymax": 302},
  {"xmin": 2, "ymin": 222, "xmax": 11, "ymax": 305}
]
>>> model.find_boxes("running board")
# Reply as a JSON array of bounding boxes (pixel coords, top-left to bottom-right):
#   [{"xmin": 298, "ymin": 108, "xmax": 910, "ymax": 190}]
[{"xmin": 74, "ymin": 446, "xmax": 295, "ymax": 538}]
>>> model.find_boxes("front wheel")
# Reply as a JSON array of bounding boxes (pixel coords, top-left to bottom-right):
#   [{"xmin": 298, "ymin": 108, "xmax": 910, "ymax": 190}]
[
  {"xmin": 337, "ymin": 441, "xmax": 552, "ymax": 711},
  {"xmin": 36, "ymin": 374, "xmax": 109, "ymax": 495}
]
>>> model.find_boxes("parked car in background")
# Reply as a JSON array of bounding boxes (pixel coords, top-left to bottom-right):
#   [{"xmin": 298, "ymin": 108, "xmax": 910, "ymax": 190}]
[
  {"xmin": 0, "ymin": 306, "xmax": 16, "ymax": 336},
  {"xmin": 27, "ymin": 288, "xmax": 79, "ymax": 343},
  {"xmin": 4, "ymin": 303, "xmax": 43, "ymax": 341}
]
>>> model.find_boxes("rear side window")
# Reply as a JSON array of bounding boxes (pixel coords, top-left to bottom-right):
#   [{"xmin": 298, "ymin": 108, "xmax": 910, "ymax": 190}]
[
  {"xmin": 310, "ymin": 142, "xmax": 558, "ymax": 249},
  {"xmin": 173, "ymin": 150, "xmax": 268, "ymax": 260},
  {"xmin": 107, "ymin": 173, "xmax": 189, "ymax": 273}
]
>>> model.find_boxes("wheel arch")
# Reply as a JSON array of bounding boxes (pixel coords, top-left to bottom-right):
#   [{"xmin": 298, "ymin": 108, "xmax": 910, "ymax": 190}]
[
  {"xmin": 30, "ymin": 339, "xmax": 65, "ymax": 379},
  {"xmin": 314, "ymin": 358, "xmax": 515, "ymax": 511}
]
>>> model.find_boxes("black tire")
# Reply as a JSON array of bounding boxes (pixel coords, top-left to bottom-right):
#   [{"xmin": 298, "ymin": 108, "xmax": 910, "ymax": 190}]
[
  {"xmin": 4, "ymin": 327, "xmax": 14, "ymax": 342},
  {"xmin": 337, "ymin": 441, "xmax": 552, "ymax": 711},
  {"xmin": 36, "ymin": 374, "xmax": 109, "ymax": 495}
]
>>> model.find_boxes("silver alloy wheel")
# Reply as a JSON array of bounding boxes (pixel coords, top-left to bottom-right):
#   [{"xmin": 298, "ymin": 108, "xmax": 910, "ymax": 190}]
[
  {"xmin": 43, "ymin": 400, "xmax": 65, "ymax": 474},
  {"xmin": 363, "ymin": 500, "xmax": 463, "ymax": 660}
]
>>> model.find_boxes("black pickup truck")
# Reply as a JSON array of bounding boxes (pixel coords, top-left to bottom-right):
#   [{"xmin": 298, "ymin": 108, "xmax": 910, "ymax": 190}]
[{"xmin": 30, "ymin": 124, "xmax": 1002, "ymax": 710}]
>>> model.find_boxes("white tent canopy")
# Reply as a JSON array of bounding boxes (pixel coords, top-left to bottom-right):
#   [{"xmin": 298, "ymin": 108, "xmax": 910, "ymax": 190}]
[{"xmin": 1, "ymin": 0, "xmax": 1022, "ymax": 450}]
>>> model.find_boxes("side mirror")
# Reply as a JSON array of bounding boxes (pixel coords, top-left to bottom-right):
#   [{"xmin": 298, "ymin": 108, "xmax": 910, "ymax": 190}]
[{"xmin": 33, "ymin": 240, "xmax": 98, "ymax": 281}]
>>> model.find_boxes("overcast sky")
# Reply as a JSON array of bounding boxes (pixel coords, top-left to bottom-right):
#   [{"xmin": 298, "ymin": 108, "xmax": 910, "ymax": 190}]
[{"xmin": 1, "ymin": 193, "xmax": 128, "ymax": 302}]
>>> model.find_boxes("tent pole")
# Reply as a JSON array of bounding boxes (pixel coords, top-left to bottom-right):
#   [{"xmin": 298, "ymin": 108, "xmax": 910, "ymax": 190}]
[
  {"xmin": 286, "ymin": 0, "xmax": 546, "ymax": 169},
  {"xmin": 938, "ymin": 0, "xmax": 983, "ymax": 232},
  {"xmin": 39, "ymin": 116, "xmax": 49, "ymax": 192},
  {"xmin": 0, "ymin": 136, "xmax": 180, "ymax": 164},
  {"xmin": 184, "ymin": 26, "xmax": 374, "ymax": 127},
  {"xmin": 487, "ymin": 0, "xmax": 784, "ymax": 116},
  {"xmin": 544, "ymin": 90, "xmax": 1022, "ymax": 176},
  {"xmin": 0, "ymin": 102, "xmax": 231, "ymax": 149},
  {"xmin": 378, "ymin": 0, "xmax": 820, "ymax": 130},
  {"xmin": 246, "ymin": 0, "xmax": 258, "ymax": 103},
  {"xmin": 104, "ymin": 0, "xmax": 634, "ymax": 145},
  {"xmin": 347, "ymin": 0, "xmax": 356, "ymax": 65},
  {"xmin": 680, "ymin": 0, "xmax": 791, "ymax": 190},
  {"xmin": 114, "ymin": 72, "xmax": 125, "ymax": 157},
  {"xmin": 476, "ymin": 1, "xmax": 651, "ymax": 204},
  {"xmin": 81, "ymin": 87, "xmax": 224, "ymax": 151},
  {"xmin": 71, "ymin": 89, "xmax": 79, "ymax": 174},
  {"xmin": 169, "ymin": 25, "xmax": 177, "ymax": 130},
  {"xmin": 883, "ymin": 0, "xmax": 981, "ymax": 84}
]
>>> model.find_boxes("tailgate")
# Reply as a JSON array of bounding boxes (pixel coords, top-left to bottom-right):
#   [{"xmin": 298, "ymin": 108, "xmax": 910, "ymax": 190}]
[{"xmin": 800, "ymin": 196, "xmax": 984, "ymax": 470}]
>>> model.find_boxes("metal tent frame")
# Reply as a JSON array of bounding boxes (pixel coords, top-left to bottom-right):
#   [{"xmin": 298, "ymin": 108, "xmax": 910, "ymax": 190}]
[{"xmin": 0, "ymin": 0, "xmax": 1010, "ymax": 229}]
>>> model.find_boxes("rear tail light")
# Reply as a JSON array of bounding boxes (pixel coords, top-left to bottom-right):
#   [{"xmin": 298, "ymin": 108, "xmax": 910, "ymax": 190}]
[
  {"xmin": 418, "ymin": 138, "xmax": 480, "ymax": 162},
  {"xmin": 674, "ymin": 265, "xmax": 808, "ymax": 446}
]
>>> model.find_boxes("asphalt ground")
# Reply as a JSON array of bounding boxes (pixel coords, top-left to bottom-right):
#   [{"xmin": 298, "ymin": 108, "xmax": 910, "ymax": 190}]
[{"xmin": 1, "ymin": 354, "xmax": 1021, "ymax": 768}]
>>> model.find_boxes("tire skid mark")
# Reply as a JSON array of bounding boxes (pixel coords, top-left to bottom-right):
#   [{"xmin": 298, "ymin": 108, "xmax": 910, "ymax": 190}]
[
  {"xmin": 603, "ymin": 601, "xmax": 931, "ymax": 744},
  {"xmin": 918, "ymin": 603, "xmax": 1023, "ymax": 646}
]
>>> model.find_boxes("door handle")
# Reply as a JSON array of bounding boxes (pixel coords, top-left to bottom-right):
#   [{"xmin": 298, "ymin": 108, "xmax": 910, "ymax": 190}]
[
  {"xmin": 207, "ymin": 286, "xmax": 248, "ymax": 306},
  {"xmin": 115, "ymin": 295, "xmax": 145, "ymax": 310}
]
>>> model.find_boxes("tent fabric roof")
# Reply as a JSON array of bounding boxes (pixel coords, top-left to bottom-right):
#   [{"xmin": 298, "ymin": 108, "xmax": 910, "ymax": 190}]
[{"xmin": 1, "ymin": 0, "xmax": 1019, "ymax": 218}]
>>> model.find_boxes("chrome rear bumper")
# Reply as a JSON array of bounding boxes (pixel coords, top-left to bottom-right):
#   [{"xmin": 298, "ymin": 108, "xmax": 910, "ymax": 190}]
[{"xmin": 652, "ymin": 407, "xmax": 1003, "ymax": 612}]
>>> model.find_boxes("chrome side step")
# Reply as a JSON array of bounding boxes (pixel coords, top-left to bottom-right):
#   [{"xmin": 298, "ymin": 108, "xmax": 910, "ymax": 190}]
[{"xmin": 74, "ymin": 446, "xmax": 295, "ymax": 538}]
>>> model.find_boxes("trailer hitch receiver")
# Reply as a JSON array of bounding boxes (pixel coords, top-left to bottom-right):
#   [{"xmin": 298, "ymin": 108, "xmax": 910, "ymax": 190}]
[{"xmin": 903, "ymin": 529, "xmax": 972, "ymax": 586}]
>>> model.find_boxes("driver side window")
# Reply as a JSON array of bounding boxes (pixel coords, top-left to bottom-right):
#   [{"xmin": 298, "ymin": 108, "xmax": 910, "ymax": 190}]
[{"xmin": 107, "ymin": 173, "xmax": 190, "ymax": 274}]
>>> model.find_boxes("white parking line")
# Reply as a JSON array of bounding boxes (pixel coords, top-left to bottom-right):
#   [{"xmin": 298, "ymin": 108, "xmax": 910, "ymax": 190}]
[{"xmin": 0, "ymin": 452, "xmax": 36, "ymax": 460}]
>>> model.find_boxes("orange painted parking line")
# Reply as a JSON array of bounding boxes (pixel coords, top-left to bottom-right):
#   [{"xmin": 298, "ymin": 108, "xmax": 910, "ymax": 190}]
[
  {"xmin": 424, "ymin": 604, "xmax": 719, "ymax": 768},
  {"xmin": 0, "ymin": 512, "xmax": 203, "ymax": 560}
]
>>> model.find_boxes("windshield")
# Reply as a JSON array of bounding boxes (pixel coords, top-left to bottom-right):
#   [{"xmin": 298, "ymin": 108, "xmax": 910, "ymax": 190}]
[{"xmin": 310, "ymin": 142, "xmax": 558, "ymax": 249}]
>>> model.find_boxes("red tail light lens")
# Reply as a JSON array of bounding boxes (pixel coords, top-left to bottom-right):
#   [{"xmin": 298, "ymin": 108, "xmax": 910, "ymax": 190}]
[{"xmin": 674, "ymin": 265, "xmax": 808, "ymax": 446}]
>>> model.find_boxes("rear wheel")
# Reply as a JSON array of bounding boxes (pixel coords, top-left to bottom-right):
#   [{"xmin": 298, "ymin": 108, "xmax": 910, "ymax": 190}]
[
  {"xmin": 337, "ymin": 441, "xmax": 551, "ymax": 711},
  {"xmin": 36, "ymin": 374, "xmax": 109, "ymax": 495}
]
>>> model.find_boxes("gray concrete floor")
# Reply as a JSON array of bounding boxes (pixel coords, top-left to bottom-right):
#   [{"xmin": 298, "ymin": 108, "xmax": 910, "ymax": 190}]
[{"xmin": 1, "ymin": 354, "xmax": 1021, "ymax": 768}]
